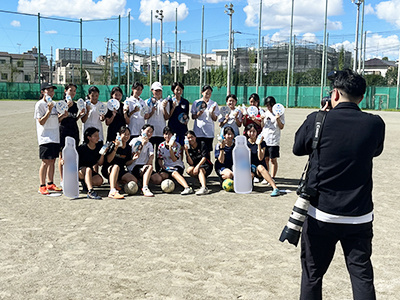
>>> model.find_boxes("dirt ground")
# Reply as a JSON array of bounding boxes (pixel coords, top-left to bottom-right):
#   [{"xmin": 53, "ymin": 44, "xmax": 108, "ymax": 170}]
[{"xmin": 0, "ymin": 100, "xmax": 399, "ymax": 299}]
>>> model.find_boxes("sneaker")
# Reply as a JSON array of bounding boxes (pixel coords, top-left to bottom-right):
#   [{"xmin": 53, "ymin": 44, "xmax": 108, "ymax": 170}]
[
  {"xmin": 87, "ymin": 190, "xmax": 102, "ymax": 200},
  {"xmin": 181, "ymin": 187, "xmax": 194, "ymax": 195},
  {"xmin": 253, "ymin": 177, "xmax": 260, "ymax": 183},
  {"xmin": 142, "ymin": 186, "xmax": 154, "ymax": 197},
  {"xmin": 46, "ymin": 183, "xmax": 62, "ymax": 192},
  {"xmin": 195, "ymin": 187, "xmax": 209, "ymax": 195},
  {"xmin": 270, "ymin": 188, "xmax": 280, "ymax": 197},
  {"xmin": 108, "ymin": 191, "xmax": 124, "ymax": 199},
  {"xmin": 80, "ymin": 181, "xmax": 88, "ymax": 193},
  {"xmin": 38, "ymin": 186, "xmax": 50, "ymax": 195}
]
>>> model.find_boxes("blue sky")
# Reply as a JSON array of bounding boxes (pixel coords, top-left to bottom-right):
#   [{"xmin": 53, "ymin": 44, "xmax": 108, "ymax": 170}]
[{"xmin": 1, "ymin": 0, "xmax": 400, "ymax": 61}]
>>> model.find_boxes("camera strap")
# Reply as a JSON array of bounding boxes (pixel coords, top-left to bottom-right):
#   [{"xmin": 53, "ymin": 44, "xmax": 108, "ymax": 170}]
[{"xmin": 300, "ymin": 110, "xmax": 327, "ymax": 184}]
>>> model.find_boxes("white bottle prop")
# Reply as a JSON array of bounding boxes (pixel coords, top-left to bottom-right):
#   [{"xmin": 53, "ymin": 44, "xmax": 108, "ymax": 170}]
[
  {"xmin": 233, "ymin": 135, "xmax": 252, "ymax": 194},
  {"xmin": 62, "ymin": 137, "xmax": 79, "ymax": 198},
  {"xmin": 45, "ymin": 94, "xmax": 53, "ymax": 103},
  {"xmin": 169, "ymin": 134, "xmax": 176, "ymax": 146},
  {"xmin": 184, "ymin": 136, "xmax": 189, "ymax": 147}
]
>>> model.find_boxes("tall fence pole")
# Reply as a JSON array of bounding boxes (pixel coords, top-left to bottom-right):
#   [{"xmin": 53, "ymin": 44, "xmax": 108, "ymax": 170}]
[
  {"xmin": 256, "ymin": 0, "xmax": 262, "ymax": 94},
  {"xmin": 396, "ymin": 46, "xmax": 400, "ymax": 109},
  {"xmin": 320, "ymin": 0, "xmax": 328, "ymax": 102},
  {"xmin": 150, "ymin": 10, "xmax": 153, "ymax": 86},
  {"xmin": 200, "ymin": 5, "xmax": 204, "ymax": 91},
  {"xmin": 285, "ymin": 0, "xmax": 294, "ymax": 108},
  {"xmin": 38, "ymin": 13, "xmax": 41, "ymax": 84},
  {"xmin": 174, "ymin": 8, "xmax": 178, "ymax": 82},
  {"xmin": 80, "ymin": 18, "xmax": 83, "ymax": 87},
  {"xmin": 127, "ymin": 12, "xmax": 130, "ymax": 95},
  {"xmin": 118, "ymin": 15, "xmax": 121, "ymax": 86}
]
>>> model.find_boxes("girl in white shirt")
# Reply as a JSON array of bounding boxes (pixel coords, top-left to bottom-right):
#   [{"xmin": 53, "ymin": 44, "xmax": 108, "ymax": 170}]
[
  {"xmin": 126, "ymin": 82, "xmax": 146, "ymax": 138},
  {"xmin": 81, "ymin": 86, "xmax": 105, "ymax": 144}
]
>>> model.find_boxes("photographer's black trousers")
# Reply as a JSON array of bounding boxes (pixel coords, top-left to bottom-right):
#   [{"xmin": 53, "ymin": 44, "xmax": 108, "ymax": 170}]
[{"xmin": 300, "ymin": 216, "xmax": 375, "ymax": 300}]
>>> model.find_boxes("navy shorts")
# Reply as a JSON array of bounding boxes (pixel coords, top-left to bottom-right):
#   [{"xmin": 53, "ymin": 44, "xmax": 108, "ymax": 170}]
[
  {"xmin": 160, "ymin": 166, "xmax": 184, "ymax": 177},
  {"xmin": 39, "ymin": 143, "xmax": 60, "ymax": 160},
  {"xmin": 265, "ymin": 146, "xmax": 280, "ymax": 159}
]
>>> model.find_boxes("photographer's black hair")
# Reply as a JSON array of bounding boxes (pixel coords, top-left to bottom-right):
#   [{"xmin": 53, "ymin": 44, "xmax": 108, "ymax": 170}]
[
  {"xmin": 201, "ymin": 85, "xmax": 213, "ymax": 93},
  {"xmin": 265, "ymin": 96, "xmax": 276, "ymax": 107},
  {"xmin": 163, "ymin": 126, "xmax": 174, "ymax": 135},
  {"xmin": 118, "ymin": 125, "xmax": 130, "ymax": 135},
  {"xmin": 141, "ymin": 124, "xmax": 154, "ymax": 131},
  {"xmin": 328, "ymin": 69, "xmax": 366, "ymax": 101},
  {"xmin": 83, "ymin": 127, "xmax": 99, "ymax": 144},
  {"xmin": 249, "ymin": 93, "xmax": 260, "ymax": 105},
  {"xmin": 131, "ymin": 82, "xmax": 144, "ymax": 95},
  {"xmin": 226, "ymin": 94, "xmax": 237, "ymax": 102},
  {"xmin": 171, "ymin": 82, "xmax": 184, "ymax": 92},
  {"xmin": 223, "ymin": 126, "xmax": 234, "ymax": 135}
]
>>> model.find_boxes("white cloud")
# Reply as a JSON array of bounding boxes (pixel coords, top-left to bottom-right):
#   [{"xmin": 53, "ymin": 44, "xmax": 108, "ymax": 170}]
[
  {"xmin": 11, "ymin": 20, "xmax": 21, "ymax": 27},
  {"xmin": 364, "ymin": 4, "xmax": 375, "ymax": 15},
  {"xmin": 302, "ymin": 33, "xmax": 317, "ymax": 43},
  {"xmin": 375, "ymin": 0, "xmax": 400, "ymax": 27},
  {"xmin": 17, "ymin": 0, "xmax": 126, "ymax": 20},
  {"xmin": 139, "ymin": 0, "xmax": 189, "ymax": 25},
  {"xmin": 244, "ymin": 0, "xmax": 343, "ymax": 33},
  {"xmin": 131, "ymin": 38, "xmax": 164, "ymax": 48},
  {"xmin": 331, "ymin": 33, "xmax": 400, "ymax": 60},
  {"xmin": 45, "ymin": 30, "xmax": 58, "ymax": 34}
]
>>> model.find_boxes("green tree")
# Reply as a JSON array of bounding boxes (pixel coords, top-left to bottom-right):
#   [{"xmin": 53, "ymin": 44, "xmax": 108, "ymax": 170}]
[
  {"xmin": 364, "ymin": 74, "xmax": 386, "ymax": 86},
  {"xmin": 338, "ymin": 46, "xmax": 345, "ymax": 70},
  {"xmin": 385, "ymin": 67, "xmax": 398, "ymax": 86}
]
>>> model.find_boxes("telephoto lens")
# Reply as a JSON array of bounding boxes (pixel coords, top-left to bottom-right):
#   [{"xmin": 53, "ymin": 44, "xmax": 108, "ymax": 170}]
[{"xmin": 279, "ymin": 193, "xmax": 311, "ymax": 246}]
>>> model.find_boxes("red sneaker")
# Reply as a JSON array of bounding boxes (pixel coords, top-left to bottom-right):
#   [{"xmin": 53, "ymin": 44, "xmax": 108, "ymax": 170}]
[
  {"xmin": 46, "ymin": 183, "xmax": 62, "ymax": 192},
  {"xmin": 38, "ymin": 186, "xmax": 50, "ymax": 195}
]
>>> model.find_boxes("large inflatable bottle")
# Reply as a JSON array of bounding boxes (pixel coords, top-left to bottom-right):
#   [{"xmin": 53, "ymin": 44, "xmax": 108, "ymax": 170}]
[
  {"xmin": 62, "ymin": 137, "xmax": 79, "ymax": 198},
  {"xmin": 233, "ymin": 135, "xmax": 252, "ymax": 194}
]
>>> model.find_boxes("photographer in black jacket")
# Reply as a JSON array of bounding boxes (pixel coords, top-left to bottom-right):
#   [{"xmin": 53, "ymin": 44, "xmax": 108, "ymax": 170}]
[{"xmin": 293, "ymin": 69, "xmax": 385, "ymax": 300}]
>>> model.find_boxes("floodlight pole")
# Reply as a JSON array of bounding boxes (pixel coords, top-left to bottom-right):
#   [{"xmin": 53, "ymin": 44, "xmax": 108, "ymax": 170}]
[
  {"xmin": 256, "ymin": 0, "xmax": 262, "ymax": 93},
  {"xmin": 320, "ymin": 0, "xmax": 328, "ymax": 101},
  {"xmin": 285, "ymin": 0, "xmax": 294, "ymax": 108},
  {"xmin": 352, "ymin": 0, "xmax": 364, "ymax": 72},
  {"xmin": 155, "ymin": 10, "xmax": 164, "ymax": 83}
]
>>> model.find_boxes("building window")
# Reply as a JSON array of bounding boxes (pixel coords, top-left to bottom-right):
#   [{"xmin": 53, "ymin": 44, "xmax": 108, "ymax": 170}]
[
  {"xmin": 0, "ymin": 59, "xmax": 6, "ymax": 64},
  {"xmin": 17, "ymin": 60, "xmax": 24, "ymax": 67},
  {"xmin": 1, "ymin": 73, "xmax": 8, "ymax": 80},
  {"xmin": 24, "ymin": 74, "xmax": 31, "ymax": 81}
]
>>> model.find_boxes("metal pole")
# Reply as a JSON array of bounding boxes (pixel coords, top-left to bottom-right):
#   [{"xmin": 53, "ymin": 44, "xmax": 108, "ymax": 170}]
[
  {"xmin": 150, "ymin": 10, "xmax": 153, "ymax": 85},
  {"xmin": 396, "ymin": 46, "xmax": 400, "ymax": 109},
  {"xmin": 132, "ymin": 43, "xmax": 135, "ymax": 84},
  {"xmin": 353, "ymin": 1, "xmax": 362, "ymax": 72},
  {"xmin": 174, "ymin": 8, "xmax": 178, "ymax": 82},
  {"xmin": 118, "ymin": 15, "xmax": 121, "ymax": 86},
  {"xmin": 127, "ymin": 12, "xmax": 130, "ymax": 95},
  {"xmin": 260, "ymin": 36, "xmax": 264, "ymax": 87},
  {"xmin": 155, "ymin": 40, "xmax": 158, "ymax": 81},
  {"xmin": 286, "ymin": 0, "xmax": 294, "ymax": 108},
  {"xmin": 204, "ymin": 39, "xmax": 207, "ymax": 85},
  {"xmin": 291, "ymin": 34, "xmax": 295, "ymax": 85},
  {"xmin": 256, "ymin": 0, "xmax": 262, "ymax": 93},
  {"xmin": 324, "ymin": 33, "xmax": 329, "ymax": 86},
  {"xmin": 320, "ymin": 0, "xmax": 328, "ymax": 101},
  {"xmin": 358, "ymin": 1, "xmax": 365, "ymax": 73},
  {"xmin": 179, "ymin": 40, "xmax": 181, "ymax": 80},
  {"xmin": 200, "ymin": 5, "xmax": 204, "ymax": 90},
  {"xmin": 159, "ymin": 16, "xmax": 162, "ymax": 83},
  {"xmin": 362, "ymin": 31, "xmax": 366, "ymax": 75},
  {"xmin": 80, "ymin": 18, "xmax": 83, "ymax": 86},
  {"xmin": 38, "ymin": 13, "xmax": 41, "ymax": 84},
  {"xmin": 225, "ymin": 3, "xmax": 234, "ymax": 96},
  {"xmin": 110, "ymin": 41, "xmax": 113, "ymax": 85}
]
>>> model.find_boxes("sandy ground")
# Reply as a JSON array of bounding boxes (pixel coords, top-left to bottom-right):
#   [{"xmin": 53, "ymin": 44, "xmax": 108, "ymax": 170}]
[{"xmin": 0, "ymin": 100, "xmax": 399, "ymax": 299}]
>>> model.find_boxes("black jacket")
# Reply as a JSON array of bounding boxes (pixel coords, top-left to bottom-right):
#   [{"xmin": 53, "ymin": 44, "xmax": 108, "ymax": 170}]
[{"xmin": 293, "ymin": 102, "xmax": 385, "ymax": 216}]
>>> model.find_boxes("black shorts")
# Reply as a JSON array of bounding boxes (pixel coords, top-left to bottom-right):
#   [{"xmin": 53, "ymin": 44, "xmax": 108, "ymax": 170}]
[
  {"xmin": 101, "ymin": 164, "xmax": 129, "ymax": 181},
  {"xmin": 39, "ymin": 143, "xmax": 60, "ymax": 160},
  {"xmin": 198, "ymin": 163, "xmax": 213, "ymax": 177},
  {"xmin": 197, "ymin": 137, "xmax": 214, "ymax": 153},
  {"xmin": 79, "ymin": 166, "xmax": 100, "ymax": 177},
  {"xmin": 130, "ymin": 164, "xmax": 154, "ymax": 178},
  {"xmin": 265, "ymin": 146, "xmax": 280, "ymax": 159},
  {"xmin": 60, "ymin": 133, "xmax": 79, "ymax": 150},
  {"xmin": 160, "ymin": 166, "xmax": 184, "ymax": 177}
]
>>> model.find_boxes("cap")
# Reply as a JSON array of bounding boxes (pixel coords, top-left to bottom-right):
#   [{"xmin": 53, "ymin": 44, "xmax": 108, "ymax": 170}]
[
  {"xmin": 41, "ymin": 82, "xmax": 57, "ymax": 90},
  {"xmin": 151, "ymin": 82, "xmax": 163, "ymax": 91}
]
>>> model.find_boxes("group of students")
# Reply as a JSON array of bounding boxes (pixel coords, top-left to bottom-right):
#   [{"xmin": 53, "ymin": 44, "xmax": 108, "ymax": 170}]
[{"xmin": 34, "ymin": 81, "xmax": 284, "ymax": 199}]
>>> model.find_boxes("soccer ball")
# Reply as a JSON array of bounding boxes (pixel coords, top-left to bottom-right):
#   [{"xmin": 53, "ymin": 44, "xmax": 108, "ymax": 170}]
[
  {"xmin": 222, "ymin": 179, "xmax": 234, "ymax": 192},
  {"xmin": 161, "ymin": 179, "xmax": 175, "ymax": 193},
  {"xmin": 124, "ymin": 181, "xmax": 138, "ymax": 195}
]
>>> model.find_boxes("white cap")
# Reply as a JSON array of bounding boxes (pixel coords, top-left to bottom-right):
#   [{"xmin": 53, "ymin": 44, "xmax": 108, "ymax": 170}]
[{"xmin": 151, "ymin": 82, "xmax": 163, "ymax": 91}]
